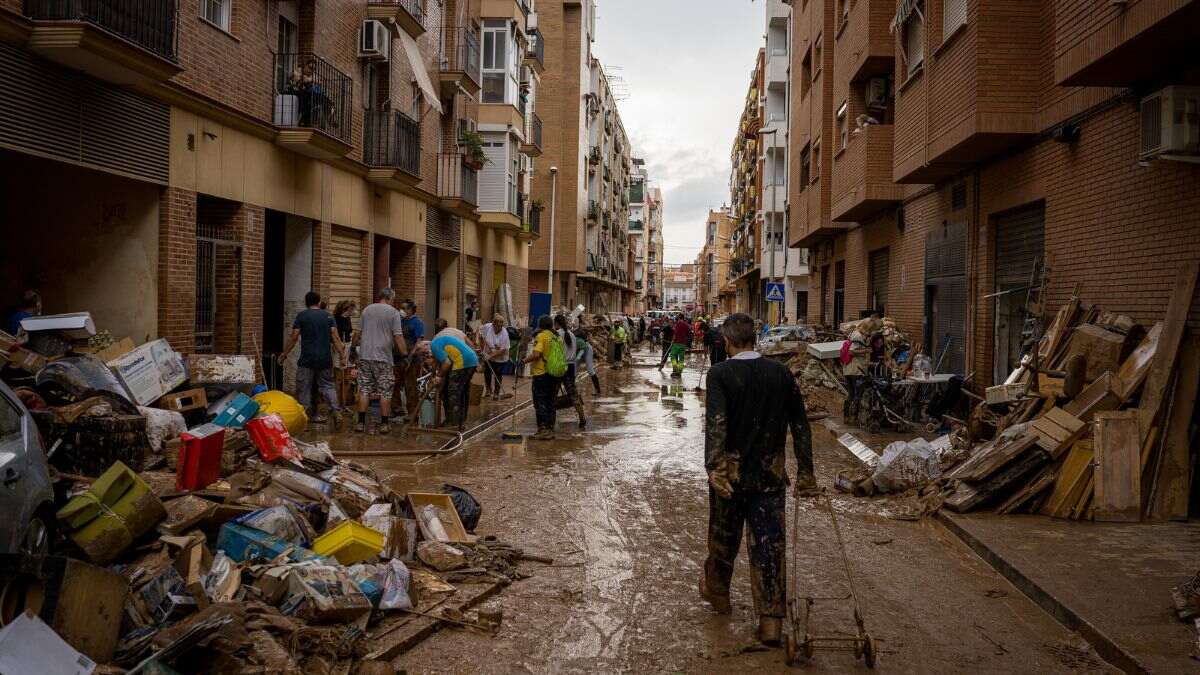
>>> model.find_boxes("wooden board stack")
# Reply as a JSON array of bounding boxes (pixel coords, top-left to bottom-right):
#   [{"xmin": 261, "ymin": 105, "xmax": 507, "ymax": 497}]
[{"xmin": 943, "ymin": 262, "xmax": 1199, "ymax": 522}]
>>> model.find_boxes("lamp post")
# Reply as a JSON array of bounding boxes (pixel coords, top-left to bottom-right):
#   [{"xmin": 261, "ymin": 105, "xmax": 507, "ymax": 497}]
[{"xmin": 548, "ymin": 166, "xmax": 558, "ymax": 306}]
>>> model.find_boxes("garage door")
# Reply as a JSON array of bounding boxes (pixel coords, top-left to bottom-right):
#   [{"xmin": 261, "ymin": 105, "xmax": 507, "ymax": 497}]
[
  {"xmin": 868, "ymin": 247, "xmax": 890, "ymax": 313},
  {"xmin": 993, "ymin": 203, "xmax": 1046, "ymax": 382},
  {"xmin": 464, "ymin": 255, "xmax": 481, "ymax": 301},
  {"xmin": 329, "ymin": 226, "xmax": 365, "ymax": 310},
  {"xmin": 925, "ymin": 222, "xmax": 968, "ymax": 375}
]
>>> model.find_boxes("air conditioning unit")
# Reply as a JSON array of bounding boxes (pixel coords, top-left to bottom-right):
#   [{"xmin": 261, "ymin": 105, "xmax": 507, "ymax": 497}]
[
  {"xmin": 527, "ymin": 13, "xmax": 539, "ymax": 32},
  {"xmin": 866, "ymin": 77, "xmax": 889, "ymax": 108},
  {"xmin": 359, "ymin": 20, "xmax": 390, "ymax": 61},
  {"xmin": 1139, "ymin": 86, "xmax": 1200, "ymax": 160}
]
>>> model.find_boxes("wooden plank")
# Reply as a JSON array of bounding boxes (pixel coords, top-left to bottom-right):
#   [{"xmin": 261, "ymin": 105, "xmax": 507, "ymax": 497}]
[
  {"xmin": 1148, "ymin": 333, "xmax": 1200, "ymax": 521},
  {"xmin": 1032, "ymin": 408, "xmax": 1087, "ymax": 459},
  {"xmin": 365, "ymin": 582, "xmax": 502, "ymax": 661},
  {"xmin": 945, "ymin": 448, "xmax": 1052, "ymax": 513},
  {"xmin": 1137, "ymin": 261, "xmax": 1198, "ymax": 440},
  {"xmin": 1115, "ymin": 322, "xmax": 1162, "ymax": 401},
  {"xmin": 997, "ymin": 468, "xmax": 1057, "ymax": 515},
  {"xmin": 1041, "ymin": 440, "xmax": 1093, "ymax": 518},
  {"xmin": 958, "ymin": 433, "xmax": 1039, "ymax": 482},
  {"xmin": 1062, "ymin": 371, "xmax": 1119, "ymax": 420},
  {"xmin": 1093, "ymin": 411, "xmax": 1142, "ymax": 522},
  {"xmin": 1070, "ymin": 476, "xmax": 1094, "ymax": 520}
]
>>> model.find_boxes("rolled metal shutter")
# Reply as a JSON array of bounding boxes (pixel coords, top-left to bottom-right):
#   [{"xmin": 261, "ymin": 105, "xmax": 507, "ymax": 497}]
[
  {"xmin": 464, "ymin": 255, "xmax": 481, "ymax": 300},
  {"xmin": 868, "ymin": 247, "xmax": 890, "ymax": 312},
  {"xmin": 994, "ymin": 203, "xmax": 1045, "ymax": 289},
  {"xmin": 329, "ymin": 227, "xmax": 365, "ymax": 309},
  {"xmin": 925, "ymin": 222, "xmax": 968, "ymax": 374}
]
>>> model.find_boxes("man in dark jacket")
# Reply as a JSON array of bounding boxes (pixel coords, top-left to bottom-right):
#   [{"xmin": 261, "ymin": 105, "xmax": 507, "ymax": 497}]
[
  {"xmin": 700, "ymin": 313, "xmax": 815, "ymax": 646},
  {"xmin": 703, "ymin": 321, "xmax": 727, "ymax": 365}
]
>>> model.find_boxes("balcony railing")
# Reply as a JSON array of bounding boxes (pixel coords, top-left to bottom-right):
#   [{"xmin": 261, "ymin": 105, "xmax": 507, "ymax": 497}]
[
  {"xmin": 364, "ymin": 110, "xmax": 420, "ymax": 177},
  {"xmin": 273, "ymin": 53, "xmax": 352, "ymax": 142},
  {"xmin": 628, "ymin": 220, "xmax": 644, "ymax": 231},
  {"xmin": 526, "ymin": 32, "xmax": 544, "ymax": 68},
  {"xmin": 25, "ymin": 0, "xmax": 178, "ymax": 60},
  {"xmin": 587, "ymin": 200, "xmax": 599, "ymax": 221},
  {"xmin": 437, "ymin": 153, "xmax": 478, "ymax": 206},
  {"xmin": 527, "ymin": 205, "xmax": 541, "ymax": 237},
  {"xmin": 529, "ymin": 113, "xmax": 543, "ymax": 149},
  {"xmin": 513, "ymin": 190, "xmax": 524, "ymax": 219},
  {"xmin": 366, "ymin": 0, "xmax": 423, "ymax": 29},
  {"xmin": 441, "ymin": 28, "xmax": 481, "ymax": 89}
]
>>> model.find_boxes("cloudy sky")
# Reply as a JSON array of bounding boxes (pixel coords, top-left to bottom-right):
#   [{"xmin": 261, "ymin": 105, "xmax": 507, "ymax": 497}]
[{"xmin": 591, "ymin": 0, "xmax": 763, "ymax": 264}]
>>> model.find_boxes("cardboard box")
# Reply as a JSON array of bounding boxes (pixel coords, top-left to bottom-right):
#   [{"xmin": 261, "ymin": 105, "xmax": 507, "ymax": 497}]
[
  {"xmin": 19, "ymin": 312, "xmax": 96, "ymax": 339},
  {"xmin": 407, "ymin": 492, "xmax": 470, "ymax": 543},
  {"xmin": 0, "ymin": 613, "xmax": 96, "ymax": 675},
  {"xmin": 0, "ymin": 330, "xmax": 48, "ymax": 373},
  {"xmin": 107, "ymin": 339, "xmax": 187, "ymax": 406},
  {"xmin": 158, "ymin": 387, "xmax": 208, "ymax": 413}
]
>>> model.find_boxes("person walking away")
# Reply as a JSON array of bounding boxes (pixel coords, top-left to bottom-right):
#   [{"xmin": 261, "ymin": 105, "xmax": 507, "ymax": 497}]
[
  {"xmin": 523, "ymin": 315, "xmax": 566, "ymax": 439},
  {"xmin": 657, "ymin": 319, "xmax": 674, "ymax": 368},
  {"xmin": 430, "ymin": 331, "xmax": 478, "ymax": 430},
  {"xmin": 638, "ymin": 315, "xmax": 647, "ymax": 345},
  {"xmin": 700, "ymin": 313, "xmax": 815, "ymax": 646},
  {"xmin": 666, "ymin": 315, "xmax": 692, "ymax": 376},
  {"xmin": 353, "ymin": 288, "xmax": 407, "ymax": 434},
  {"xmin": 555, "ymin": 314, "xmax": 588, "ymax": 428},
  {"xmin": 841, "ymin": 317, "xmax": 875, "ymax": 422},
  {"xmin": 575, "ymin": 328, "xmax": 601, "ymax": 394},
  {"xmin": 479, "ymin": 314, "xmax": 512, "ymax": 400},
  {"xmin": 650, "ymin": 318, "xmax": 662, "ymax": 348},
  {"xmin": 705, "ymin": 321, "xmax": 727, "ymax": 365},
  {"xmin": 610, "ymin": 319, "xmax": 628, "ymax": 370},
  {"xmin": 279, "ymin": 291, "xmax": 345, "ymax": 428}
]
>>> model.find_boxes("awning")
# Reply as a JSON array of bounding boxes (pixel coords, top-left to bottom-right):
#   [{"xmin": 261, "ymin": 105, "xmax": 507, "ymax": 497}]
[
  {"xmin": 398, "ymin": 29, "xmax": 443, "ymax": 114},
  {"xmin": 890, "ymin": 0, "xmax": 923, "ymax": 34}
]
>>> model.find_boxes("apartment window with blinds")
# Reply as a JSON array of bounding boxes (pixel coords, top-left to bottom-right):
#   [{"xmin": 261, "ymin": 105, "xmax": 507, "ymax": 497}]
[
  {"xmin": 800, "ymin": 48, "xmax": 812, "ymax": 99},
  {"xmin": 902, "ymin": 2, "xmax": 924, "ymax": 76},
  {"xmin": 836, "ymin": 101, "xmax": 848, "ymax": 151},
  {"xmin": 813, "ymin": 35, "xmax": 823, "ymax": 77},
  {"xmin": 203, "ymin": 0, "xmax": 231, "ymax": 31},
  {"xmin": 812, "ymin": 140, "xmax": 821, "ymax": 181},
  {"xmin": 481, "ymin": 20, "xmax": 509, "ymax": 104},
  {"xmin": 799, "ymin": 144, "xmax": 811, "ymax": 190},
  {"xmin": 943, "ymin": 0, "xmax": 967, "ymax": 39}
]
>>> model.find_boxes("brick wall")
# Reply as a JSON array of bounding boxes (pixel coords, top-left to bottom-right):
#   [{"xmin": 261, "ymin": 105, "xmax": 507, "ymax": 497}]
[
  {"xmin": 158, "ymin": 187, "xmax": 197, "ymax": 353},
  {"xmin": 508, "ymin": 264, "xmax": 530, "ymax": 320},
  {"xmin": 391, "ymin": 241, "xmax": 426, "ymax": 308},
  {"xmin": 312, "ymin": 221, "xmax": 332, "ymax": 298}
]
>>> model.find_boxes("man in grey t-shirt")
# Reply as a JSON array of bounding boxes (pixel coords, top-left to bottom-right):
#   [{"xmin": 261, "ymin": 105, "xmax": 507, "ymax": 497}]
[{"xmin": 353, "ymin": 288, "xmax": 408, "ymax": 434}]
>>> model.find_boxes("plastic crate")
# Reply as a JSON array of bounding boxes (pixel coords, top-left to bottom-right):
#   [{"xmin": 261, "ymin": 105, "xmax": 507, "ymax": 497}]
[{"xmin": 312, "ymin": 520, "xmax": 385, "ymax": 565}]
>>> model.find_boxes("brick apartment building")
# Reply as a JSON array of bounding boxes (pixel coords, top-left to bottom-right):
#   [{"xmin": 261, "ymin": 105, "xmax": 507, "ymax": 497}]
[
  {"xmin": 728, "ymin": 48, "xmax": 767, "ymax": 319},
  {"xmin": 0, "ymin": 0, "xmax": 543, "ymax": 387},
  {"xmin": 788, "ymin": 0, "xmax": 1200, "ymax": 385},
  {"xmin": 695, "ymin": 207, "xmax": 734, "ymax": 315},
  {"xmin": 527, "ymin": 0, "xmax": 637, "ymax": 314},
  {"xmin": 646, "ymin": 185, "xmax": 665, "ymax": 308}
]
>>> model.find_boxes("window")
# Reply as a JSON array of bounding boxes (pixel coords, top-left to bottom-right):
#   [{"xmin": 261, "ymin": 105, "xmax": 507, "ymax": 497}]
[
  {"xmin": 836, "ymin": 101, "xmax": 848, "ymax": 151},
  {"xmin": 838, "ymin": 0, "xmax": 850, "ymax": 30},
  {"xmin": 481, "ymin": 20, "xmax": 510, "ymax": 104},
  {"xmin": 943, "ymin": 0, "xmax": 967, "ymax": 38},
  {"xmin": 203, "ymin": 0, "xmax": 231, "ymax": 31},
  {"xmin": 901, "ymin": 1, "xmax": 925, "ymax": 76},
  {"xmin": 799, "ymin": 144, "xmax": 811, "ymax": 189},
  {"xmin": 0, "ymin": 393, "xmax": 21, "ymax": 442},
  {"xmin": 812, "ymin": 140, "xmax": 821, "ymax": 181},
  {"xmin": 800, "ymin": 48, "xmax": 812, "ymax": 99},
  {"xmin": 813, "ymin": 35, "xmax": 823, "ymax": 77}
]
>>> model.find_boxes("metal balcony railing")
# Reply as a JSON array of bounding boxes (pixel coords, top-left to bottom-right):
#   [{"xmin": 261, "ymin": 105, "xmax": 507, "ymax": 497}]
[
  {"xmin": 367, "ymin": 0, "xmax": 423, "ymax": 27},
  {"xmin": 587, "ymin": 200, "xmax": 599, "ymax": 220},
  {"xmin": 527, "ymin": 205, "xmax": 541, "ymax": 237},
  {"xmin": 273, "ymin": 53, "xmax": 352, "ymax": 142},
  {"xmin": 364, "ymin": 110, "xmax": 420, "ymax": 177},
  {"xmin": 441, "ymin": 28, "xmax": 481, "ymax": 89},
  {"xmin": 527, "ymin": 32, "xmax": 544, "ymax": 67},
  {"xmin": 512, "ymin": 190, "xmax": 523, "ymax": 218},
  {"xmin": 628, "ymin": 220, "xmax": 644, "ymax": 231},
  {"xmin": 25, "ymin": 0, "xmax": 178, "ymax": 60},
  {"xmin": 529, "ymin": 112, "xmax": 543, "ymax": 149},
  {"xmin": 438, "ymin": 153, "xmax": 478, "ymax": 206}
]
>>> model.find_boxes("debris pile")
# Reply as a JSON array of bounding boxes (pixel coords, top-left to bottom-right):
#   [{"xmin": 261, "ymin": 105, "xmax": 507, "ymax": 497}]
[{"xmin": 0, "ymin": 313, "xmax": 542, "ymax": 672}]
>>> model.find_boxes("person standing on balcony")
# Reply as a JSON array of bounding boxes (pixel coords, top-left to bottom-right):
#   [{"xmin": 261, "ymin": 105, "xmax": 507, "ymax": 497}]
[
  {"xmin": 278, "ymin": 291, "xmax": 345, "ymax": 429},
  {"xmin": 353, "ymin": 289, "xmax": 407, "ymax": 434}
]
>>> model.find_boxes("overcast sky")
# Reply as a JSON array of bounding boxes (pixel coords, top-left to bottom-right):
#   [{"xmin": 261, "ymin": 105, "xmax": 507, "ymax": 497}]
[{"xmin": 591, "ymin": 0, "xmax": 763, "ymax": 264}]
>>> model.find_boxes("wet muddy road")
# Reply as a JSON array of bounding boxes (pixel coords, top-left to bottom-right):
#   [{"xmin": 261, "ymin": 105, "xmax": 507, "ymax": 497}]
[{"xmin": 337, "ymin": 347, "xmax": 1114, "ymax": 673}]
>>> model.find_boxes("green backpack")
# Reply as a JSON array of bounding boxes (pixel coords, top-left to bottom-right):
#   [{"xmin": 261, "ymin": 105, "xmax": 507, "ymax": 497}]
[{"xmin": 543, "ymin": 331, "xmax": 568, "ymax": 377}]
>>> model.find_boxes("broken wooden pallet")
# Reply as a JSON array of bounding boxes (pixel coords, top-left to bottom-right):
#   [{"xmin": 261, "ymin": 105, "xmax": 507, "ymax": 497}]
[
  {"xmin": 944, "ymin": 448, "xmax": 1052, "ymax": 513},
  {"xmin": 1031, "ymin": 407, "xmax": 1087, "ymax": 460},
  {"xmin": 955, "ymin": 433, "xmax": 1039, "ymax": 483},
  {"xmin": 1062, "ymin": 372, "xmax": 1120, "ymax": 421},
  {"xmin": 364, "ymin": 581, "xmax": 503, "ymax": 662},
  {"xmin": 1136, "ymin": 262, "xmax": 1198, "ymax": 441}
]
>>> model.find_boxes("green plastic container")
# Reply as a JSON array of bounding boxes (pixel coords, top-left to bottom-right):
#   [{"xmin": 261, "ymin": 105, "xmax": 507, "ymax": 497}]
[{"xmin": 56, "ymin": 461, "xmax": 165, "ymax": 564}]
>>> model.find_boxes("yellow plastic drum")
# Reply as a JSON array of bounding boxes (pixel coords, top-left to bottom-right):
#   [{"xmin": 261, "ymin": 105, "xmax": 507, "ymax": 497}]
[{"xmin": 252, "ymin": 390, "xmax": 309, "ymax": 434}]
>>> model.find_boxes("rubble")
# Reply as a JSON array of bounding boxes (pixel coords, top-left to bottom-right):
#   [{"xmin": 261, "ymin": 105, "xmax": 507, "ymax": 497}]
[{"xmin": 0, "ymin": 318, "xmax": 549, "ymax": 671}]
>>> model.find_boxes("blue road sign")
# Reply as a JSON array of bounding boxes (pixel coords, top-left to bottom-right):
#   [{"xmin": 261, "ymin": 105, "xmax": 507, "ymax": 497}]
[{"xmin": 765, "ymin": 282, "xmax": 786, "ymax": 302}]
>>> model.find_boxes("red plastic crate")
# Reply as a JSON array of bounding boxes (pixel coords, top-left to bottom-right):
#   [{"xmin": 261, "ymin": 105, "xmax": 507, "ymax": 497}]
[{"xmin": 176, "ymin": 423, "xmax": 225, "ymax": 491}]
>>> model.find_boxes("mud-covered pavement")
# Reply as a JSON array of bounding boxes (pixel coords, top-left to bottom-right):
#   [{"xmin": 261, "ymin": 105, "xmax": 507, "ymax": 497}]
[{"xmin": 348, "ymin": 347, "xmax": 1115, "ymax": 673}]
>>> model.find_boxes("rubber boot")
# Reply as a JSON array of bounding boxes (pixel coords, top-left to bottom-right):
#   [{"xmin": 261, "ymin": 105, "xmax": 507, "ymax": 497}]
[{"xmin": 591, "ymin": 374, "xmax": 601, "ymax": 395}]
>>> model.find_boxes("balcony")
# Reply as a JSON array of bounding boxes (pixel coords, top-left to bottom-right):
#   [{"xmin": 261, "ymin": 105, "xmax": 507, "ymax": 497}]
[
  {"xmin": 840, "ymin": 0, "xmax": 895, "ymax": 84},
  {"xmin": 272, "ymin": 53, "xmax": 353, "ymax": 159},
  {"xmin": 439, "ymin": 28, "xmax": 481, "ymax": 96},
  {"xmin": 1054, "ymin": 0, "xmax": 1200, "ymax": 86},
  {"xmin": 437, "ymin": 152, "xmax": 479, "ymax": 218},
  {"xmin": 766, "ymin": 49, "xmax": 787, "ymax": 87},
  {"xmin": 478, "ymin": 101, "xmax": 526, "ymax": 142},
  {"xmin": 588, "ymin": 146, "xmax": 601, "ymax": 165},
  {"xmin": 366, "ymin": 0, "xmax": 424, "ymax": 39},
  {"xmin": 587, "ymin": 200, "xmax": 599, "ymax": 222},
  {"xmin": 523, "ymin": 31, "xmax": 545, "ymax": 73},
  {"xmin": 763, "ymin": 183, "xmax": 786, "ymax": 214},
  {"xmin": 832, "ymin": 124, "xmax": 902, "ymax": 222},
  {"xmin": 520, "ymin": 112, "xmax": 543, "ymax": 156},
  {"xmin": 519, "ymin": 205, "xmax": 541, "ymax": 240},
  {"xmin": 628, "ymin": 220, "xmax": 644, "ymax": 232},
  {"xmin": 23, "ymin": 0, "xmax": 181, "ymax": 84},
  {"xmin": 481, "ymin": 0, "xmax": 528, "ymax": 30},
  {"xmin": 364, "ymin": 110, "xmax": 420, "ymax": 190}
]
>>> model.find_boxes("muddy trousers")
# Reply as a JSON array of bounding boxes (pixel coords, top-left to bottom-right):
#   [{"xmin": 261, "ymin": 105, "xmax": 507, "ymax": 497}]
[
  {"xmin": 441, "ymin": 366, "xmax": 475, "ymax": 430},
  {"xmin": 296, "ymin": 366, "xmax": 339, "ymax": 417},
  {"xmin": 562, "ymin": 364, "xmax": 586, "ymax": 422},
  {"xmin": 705, "ymin": 488, "xmax": 787, "ymax": 618},
  {"xmin": 532, "ymin": 373, "xmax": 559, "ymax": 431}
]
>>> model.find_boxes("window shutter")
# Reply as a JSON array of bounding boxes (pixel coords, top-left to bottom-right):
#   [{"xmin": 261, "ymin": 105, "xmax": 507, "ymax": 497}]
[
  {"xmin": 905, "ymin": 15, "xmax": 924, "ymax": 73},
  {"xmin": 479, "ymin": 138, "xmax": 508, "ymax": 211},
  {"xmin": 943, "ymin": 0, "xmax": 967, "ymax": 37}
]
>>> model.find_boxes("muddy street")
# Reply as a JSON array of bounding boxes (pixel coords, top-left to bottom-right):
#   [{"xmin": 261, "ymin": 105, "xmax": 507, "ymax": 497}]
[{"xmin": 335, "ymin": 348, "xmax": 1112, "ymax": 674}]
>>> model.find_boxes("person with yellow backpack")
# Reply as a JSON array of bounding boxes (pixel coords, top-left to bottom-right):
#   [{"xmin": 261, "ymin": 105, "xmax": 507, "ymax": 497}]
[{"xmin": 523, "ymin": 315, "xmax": 567, "ymax": 440}]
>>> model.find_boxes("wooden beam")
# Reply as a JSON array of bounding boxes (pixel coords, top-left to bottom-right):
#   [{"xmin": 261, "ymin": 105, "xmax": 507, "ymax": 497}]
[
  {"xmin": 365, "ymin": 582, "xmax": 503, "ymax": 662},
  {"xmin": 1147, "ymin": 333, "xmax": 1200, "ymax": 521},
  {"xmin": 1137, "ymin": 262, "xmax": 1199, "ymax": 442}
]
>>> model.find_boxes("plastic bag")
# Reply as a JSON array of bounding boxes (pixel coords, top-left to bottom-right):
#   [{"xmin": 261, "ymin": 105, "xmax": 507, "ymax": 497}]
[
  {"xmin": 236, "ymin": 504, "xmax": 317, "ymax": 547},
  {"xmin": 253, "ymin": 390, "xmax": 309, "ymax": 434},
  {"xmin": 379, "ymin": 559, "xmax": 413, "ymax": 610},
  {"xmin": 139, "ymin": 406, "xmax": 186, "ymax": 453},
  {"xmin": 871, "ymin": 438, "xmax": 941, "ymax": 493},
  {"xmin": 417, "ymin": 504, "xmax": 450, "ymax": 542},
  {"xmin": 442, "ymin": 483, "xmax": 482, "ymax": 532},
  {"xmin": 202, "ymin": 551, "xmax": 240, "ymax": 603},
  {"xmin": 36, "ymin": 355, "xmax": 130, "ymax": 402}
]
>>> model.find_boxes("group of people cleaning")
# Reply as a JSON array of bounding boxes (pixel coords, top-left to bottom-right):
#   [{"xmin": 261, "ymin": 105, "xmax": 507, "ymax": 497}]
[
  {"xmin": 278, "ymin": 288, "xmax": 607, "ymax": 438},
  {"xmin": 649, "ymin": 314, "xmax": 731, "ymax": 376}
]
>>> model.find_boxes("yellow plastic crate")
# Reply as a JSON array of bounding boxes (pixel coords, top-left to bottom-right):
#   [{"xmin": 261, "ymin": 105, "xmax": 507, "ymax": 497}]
[{"xmin": 312, "ymin": 520, "xmax": 385, "ymax": 565}]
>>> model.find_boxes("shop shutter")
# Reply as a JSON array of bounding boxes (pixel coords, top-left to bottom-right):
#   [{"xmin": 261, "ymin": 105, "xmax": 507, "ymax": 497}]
[
  {"xmin": 426, "ymin": 205, "xmax": 461, "ymax": 251},
  {"xmin": 464, "ymin": 255, "xmax": 481, "ymax": 299},
  {"xmin": 868, "ymin": 247, "xmax": 891, "ymax": 313},
  {"xmin": 329, "ymin": 227, "xmax": 365, "ymax": 309},
  {"xmin": 925, "ymin": 221, "xmax": 968, "ymax": 374},
  {"xmin": 994, "ymin": 203, "xmax": 1045, "ymax": 289},
  {"xmin": 492, "ymin": 261, "xmax": 507, "ymax": 293}
]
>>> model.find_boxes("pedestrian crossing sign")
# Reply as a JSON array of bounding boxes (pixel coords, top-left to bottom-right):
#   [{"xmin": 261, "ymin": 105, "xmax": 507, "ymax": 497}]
[{"xmin": 765, "ymin": 282, "xmax": 786, "ymax": 303}]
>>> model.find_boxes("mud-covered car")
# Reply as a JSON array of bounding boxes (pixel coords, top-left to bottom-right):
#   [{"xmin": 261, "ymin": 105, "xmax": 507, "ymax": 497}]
[{"xmin": 0, "ymin": 380, "xmax": 55, "ymax": 555}]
